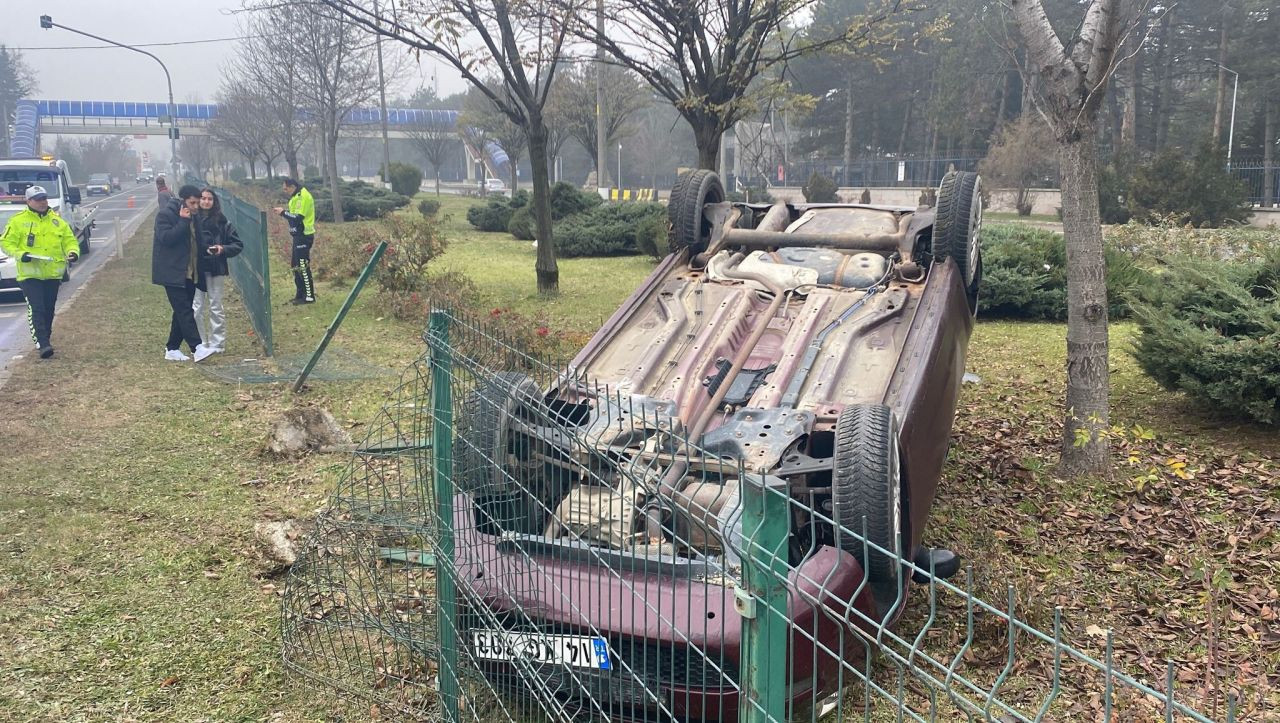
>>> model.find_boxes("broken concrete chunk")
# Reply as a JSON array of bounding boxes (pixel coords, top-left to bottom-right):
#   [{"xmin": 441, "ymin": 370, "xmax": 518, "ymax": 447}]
[{"xmin": 266, "ymin": 406, "xmax": 354, "ymax": 457}]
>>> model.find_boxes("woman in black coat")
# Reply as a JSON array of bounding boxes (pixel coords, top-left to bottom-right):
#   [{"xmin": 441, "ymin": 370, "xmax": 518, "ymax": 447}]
[{"xmin": 193, "ymin": 188, "xmax": 243, "ymax": 353}]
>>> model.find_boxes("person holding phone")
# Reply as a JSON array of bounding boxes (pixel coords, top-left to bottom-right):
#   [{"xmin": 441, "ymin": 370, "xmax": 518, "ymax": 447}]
[
  {"xmin": 0, "ymin": 185, "xmax": 80, "ymax": 359},
  {"xmin": 153, "ymin": 184, "xmax": 214, "ymax": 362},
  {"xmin": 193, "ymin": 188, "xmax": 242, "ymax": 353}
]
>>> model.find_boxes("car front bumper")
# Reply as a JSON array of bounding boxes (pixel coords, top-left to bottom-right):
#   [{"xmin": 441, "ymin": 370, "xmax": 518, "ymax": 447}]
[{"xmin": 449, "ymin": 493, "xmax": 877, "ymax": 720}]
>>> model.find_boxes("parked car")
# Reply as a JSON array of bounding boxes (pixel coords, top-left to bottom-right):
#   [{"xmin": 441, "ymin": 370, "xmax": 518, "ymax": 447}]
[
  {"xmin": 452, "ymin": 169, "xmax": 983, "ymax": 720},
  {"xmin": 481, "ymin": 177, "xmax": 507, "ymax": 194},
  {"xmin": 86, "ymin": 173, "xmax": 112, "ymax": 196}
]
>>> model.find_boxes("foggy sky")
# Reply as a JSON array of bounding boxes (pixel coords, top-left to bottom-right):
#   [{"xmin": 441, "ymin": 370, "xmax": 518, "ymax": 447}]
[{"xmin": 0, "ymin": 1, "xmax": 465, "ymax": 101}]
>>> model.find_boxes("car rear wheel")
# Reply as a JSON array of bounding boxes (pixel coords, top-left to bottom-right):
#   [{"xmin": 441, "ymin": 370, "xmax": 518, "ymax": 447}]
[
  {"xmin": 668, "ymin": 169, "xmax": 724, "ymax": 256},
  {"xmin": 831, "ymin": 403, "xmax": 903, "ymax": 589},
  {"xmin": 933, "ymin": 170, "xmax": 982, "ymax": 305},
  {"xmin": 459, "ymin": 371, "xmax": 542, "ymax": 494},
  {"xmin": 459, "ymin": 372, "xmax": 560, "ymax": 535}
]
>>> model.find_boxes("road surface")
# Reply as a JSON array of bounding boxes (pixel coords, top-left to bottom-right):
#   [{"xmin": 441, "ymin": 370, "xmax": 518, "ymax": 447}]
[{"xmin": 0, "ymin": 183, "xmax": 156, "ymax": 374}]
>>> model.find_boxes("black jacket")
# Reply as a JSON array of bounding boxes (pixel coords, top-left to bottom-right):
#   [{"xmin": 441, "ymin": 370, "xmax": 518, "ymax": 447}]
[
  {"xmin": 197, "ymin": 212, "xmax": 244, "ymax": 277},
  {"xmin": 152, "ymin": 197, "xmax": 201, "ymax": 287}
]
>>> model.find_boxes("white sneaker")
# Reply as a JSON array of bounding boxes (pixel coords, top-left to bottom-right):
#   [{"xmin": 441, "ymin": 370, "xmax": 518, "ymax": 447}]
[
  {"xmin": 164, "ymin": 349, "xmax": 190, "ymax": 362},
  {"xmin": 192, "ymin": 344, "xmax": 216, "ymax": 363}
]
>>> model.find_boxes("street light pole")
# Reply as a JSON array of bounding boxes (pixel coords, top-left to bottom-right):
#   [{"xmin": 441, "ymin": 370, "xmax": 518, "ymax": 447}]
[
  {"xmin": 40, "ymin": 15, "xmax": 180, "ymax": 182},
  {"xmin": 1206, "ymin": 59, "xmax": 1239, "ymax": 170},
  {"xmin": 374, "ymin": 0, "xmax": 392, "ymax": 190},
  {"xmin": 617, "ymin": 143, "xmax": 622, "ymax": 191}
]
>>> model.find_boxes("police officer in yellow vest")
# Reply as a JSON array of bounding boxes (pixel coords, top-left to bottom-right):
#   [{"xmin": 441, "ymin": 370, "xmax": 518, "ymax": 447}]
[
  {"xmin": 273, "ymin": 177, "xmax": 316, "ymax": 304},
  {"xmin": 0, "ymin": 186, "xmax": 80, "ymax": 359}
]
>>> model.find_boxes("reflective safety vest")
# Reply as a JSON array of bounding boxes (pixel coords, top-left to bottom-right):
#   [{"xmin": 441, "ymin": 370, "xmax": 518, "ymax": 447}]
[{"xmin": 0, "ymin": 207, "xmax": 79, "ymax": 281}]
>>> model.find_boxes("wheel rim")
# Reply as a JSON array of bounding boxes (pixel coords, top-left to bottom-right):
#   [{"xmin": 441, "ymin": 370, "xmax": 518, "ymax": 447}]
[
  {"xmin": 887, "ymin": 428, "xmax": 902, "ymax": 586},
  {"xmin": 966, "ymin": 178, "xmax": 982, "ymax": 289}
]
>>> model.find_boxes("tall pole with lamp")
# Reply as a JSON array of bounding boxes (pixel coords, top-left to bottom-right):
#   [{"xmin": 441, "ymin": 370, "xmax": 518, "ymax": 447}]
[
  {"xmin": 1206, "ymin": 58, "xmax": 1239, "ymax": 171},
  {"xmin": 617, "ymin": 143, "xmax": 622, "ymax": 191},
  {"xmin": 41, "ymin": 15, "xmax": 181, "ymax": 183}
]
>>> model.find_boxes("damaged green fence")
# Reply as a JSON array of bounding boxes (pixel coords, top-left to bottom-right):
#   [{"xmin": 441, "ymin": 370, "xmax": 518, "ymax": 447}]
[{"xmin": 280, "ymin": 308, "xmax": 1245, "ymax": 722}]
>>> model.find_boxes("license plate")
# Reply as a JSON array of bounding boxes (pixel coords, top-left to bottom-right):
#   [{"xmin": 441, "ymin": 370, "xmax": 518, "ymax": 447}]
[{"xmin": 472, "ymin": 629, "xmax": 612, "ymax": 670}]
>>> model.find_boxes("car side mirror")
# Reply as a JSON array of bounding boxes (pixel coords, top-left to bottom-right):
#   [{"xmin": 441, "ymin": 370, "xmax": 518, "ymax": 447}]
[{"xmin": 67, "ymin": 187, "xmax": 82, "ymax": 205}]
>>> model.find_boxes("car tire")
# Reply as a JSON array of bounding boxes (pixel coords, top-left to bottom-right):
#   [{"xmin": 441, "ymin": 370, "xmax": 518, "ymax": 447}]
[
  {"xmin": 933, "ymin": 170, "xmax": 982, "ymax": 305},
  {"xmin": 458, "ymin": 371, "xmax": 542, "ymax": 495},
  {"xmin": 831, "ymin": 403, "xmax": 903, "ymax": 588},
  {"xmin": 668, "ymin": 169, "xmax": 724, "ymax": 256}
]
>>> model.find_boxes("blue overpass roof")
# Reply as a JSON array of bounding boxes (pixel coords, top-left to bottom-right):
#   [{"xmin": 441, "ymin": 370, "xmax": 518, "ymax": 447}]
[{"xmin": 13, "ymin": 99, "xmax": 507, "ymax": 177}]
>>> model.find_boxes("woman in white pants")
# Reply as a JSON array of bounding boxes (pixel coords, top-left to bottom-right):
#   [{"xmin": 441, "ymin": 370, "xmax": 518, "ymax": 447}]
[{"xmin": 194, "ymin": 188, "xmax": 243, "ymax": 353}]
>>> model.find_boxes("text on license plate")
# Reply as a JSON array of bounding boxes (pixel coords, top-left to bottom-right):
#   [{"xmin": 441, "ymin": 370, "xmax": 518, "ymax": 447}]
[{"xmin": 472, "ymin": 630, "xmax": 612, "ymax": 670}]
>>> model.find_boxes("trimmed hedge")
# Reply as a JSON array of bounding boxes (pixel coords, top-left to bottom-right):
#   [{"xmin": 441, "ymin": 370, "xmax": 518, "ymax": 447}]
[
  {"xmin": 554, "ymin": 203, "xmax": 667, "ymax": 257},
  {"xmin": 467, "ymin": 190, "xmax": 529, "ymax": 232},
  {"xmin": 802, "ymin": 172, "xmax": 838, "ymax": 203},
  {"xmin": 418, "ymin": 198, "xmax": 441, "ymax": 217},
  {"xmin": 382, "ymin": 162, "xmax": 424, "ymax": 197},
  {"xmin": 978, "ymin": 224, "xmax": 1151, "ymax": 321},
  {"xmin": 549, "ymin": 182, "xmax": 602, "ymax": 219},
  {"xmin": 1127, "ymin": 141, "xmax": 1250, "ymax": 227},
  {"xmin": 1131, "ymin": 250, "xmax": 1280, "ymax": 425},
  {"xmin": 507, "ymin": 205, "xmax": 535, "ymax": 240},
  {"xmin": 313, "ymin": 180, "xmax": 410, "ymax": 222}
]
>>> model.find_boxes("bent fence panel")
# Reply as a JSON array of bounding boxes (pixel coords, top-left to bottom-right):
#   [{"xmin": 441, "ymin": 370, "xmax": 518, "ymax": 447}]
[{"xmin": 281, "ymin": 308, "xmax": 1239, "ymax": 722}]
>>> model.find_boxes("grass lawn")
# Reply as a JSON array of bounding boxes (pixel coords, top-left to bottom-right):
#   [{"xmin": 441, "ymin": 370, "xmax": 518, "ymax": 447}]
[{"xmin": 0, "ymin": 193, "xmax": 1274, "ymax": 720}]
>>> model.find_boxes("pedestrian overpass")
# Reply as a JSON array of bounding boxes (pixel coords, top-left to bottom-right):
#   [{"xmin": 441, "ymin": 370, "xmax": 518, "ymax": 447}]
[{"xmin": 10, "ymin": 98, "xmax": 510, "ymax": 180}]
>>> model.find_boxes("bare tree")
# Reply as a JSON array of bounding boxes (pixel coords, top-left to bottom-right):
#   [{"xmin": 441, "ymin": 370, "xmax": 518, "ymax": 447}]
[
  {"xmin": 340, "ymin": 133, "xmax": 377, "ymax": 179},
  {"xmin": 576, "ymin": 0, "xmax": 912, "ymax": 170},
  {"xmin": 405, "ymin": 122, "xmax": 454, "ymax": 196},
  {"xmin": 248, "ymin": 1, "xmax": 381, "ymax": 222},
  {"xmin": 548, "ymin": 63, "xmax": 649, "ymax": 173},
  {"xmin": 229, "ymin": 7, "xmax": 314, "ymax": 179},
  {"xmin": 1009, "ymin": 0, "xmax": 1141, "ymax": 476},
  {"xmin": 180, "ymin": 134, "xmax": 216, "ymax": 179},
  {"xmin": 209, "ymin": 81, "xmax": 274, "ymax": 179},
  {"xmin": 317, "ymin": 0, "xmax": 580, "ymax": 294},
  {"xmin": 463, "ymin": 88, "xmax": 526, "ymax": 193},
  {"xmin": 978, "ymin": 113, "xmax": 1059, "ymax": 216}
]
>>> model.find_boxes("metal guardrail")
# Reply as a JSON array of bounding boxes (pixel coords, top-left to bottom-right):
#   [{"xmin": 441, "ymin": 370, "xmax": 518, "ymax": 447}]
[{"xmin": 280, "ymin": 308, "xmax": 1243, "ymax": 722}]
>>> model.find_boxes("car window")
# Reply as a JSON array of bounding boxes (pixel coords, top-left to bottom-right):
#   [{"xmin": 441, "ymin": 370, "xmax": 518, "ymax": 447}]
[{"xmin": 0, "ymin": 170, "xmax": 61, "ymax": 201}]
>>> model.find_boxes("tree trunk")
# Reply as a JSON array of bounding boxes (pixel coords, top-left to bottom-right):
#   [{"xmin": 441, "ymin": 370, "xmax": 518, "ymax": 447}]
[
  {"xmin": 1120, "ymin": 51, "xmax": 1137, "ymax": 149},
  {"xmin": 1265, "ymin": 99, "xmax": 1275, "ymax": 208},
  {"xmin": 325, "ymin": 124, "xmax": 345, "ymax": 223},
  {"xmin": 843, "ymin": 76, "xmax": 856, "ymax": 187},
  {"xmin": 510, "ymin": 160, "xmax": 519, "ymax": 195},
  {"xmin": 436, "ymin": 167, "xmax": 442, "ymax": 197},
  {"xmin": 693, "ymin": 122, "xmax": 721, "ymax": 171},
  {"xmin": 1057, "ymin": 126, "xmax": 1111, "ymax": 476},
  {"xmin": 1211, "ymin": 8, "xmax": 1231, "ymax": 143},
  {"xmin": 896, "ymin": 101, "xmax": 913, "ymax": 158},
  {"xmin": 528, "ymin": 119, "xmax": 559, "ymax": 295}
]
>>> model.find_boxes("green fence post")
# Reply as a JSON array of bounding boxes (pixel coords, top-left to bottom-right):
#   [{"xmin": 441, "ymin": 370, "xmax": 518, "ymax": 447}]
[
  {"xmin": 291, "ymin": 241, "xmax": 386, "ymax": 391},
  {"xmin": 257, "ymin": 209, "xmax": 273, "ymax": 356},
  {"xmin": 738, "ymin": 473, "xmax": 790, "ymax": 723},
  {"xmin": 428, "ymin": 309, "xmax": 460, "ymax": 722}
]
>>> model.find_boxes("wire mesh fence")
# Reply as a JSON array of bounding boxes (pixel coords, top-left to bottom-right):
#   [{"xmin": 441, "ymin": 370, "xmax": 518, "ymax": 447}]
[
  {"xmin": 281, "ymin": 308, "xmax": 1241, "ymax": 722},
  {"xmin": 186, "ymin": 173, "xmax": 274, "ymax": 355}
]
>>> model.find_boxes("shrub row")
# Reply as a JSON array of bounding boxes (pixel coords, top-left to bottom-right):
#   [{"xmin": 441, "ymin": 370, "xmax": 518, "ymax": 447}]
[
  {"xmin": 978, "ymin": 224, "xmax": 1150, "ymax": 321},
  {"xmin": 1131, "ymin": 250, "xmax": 1280, "ymax": 425}
]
